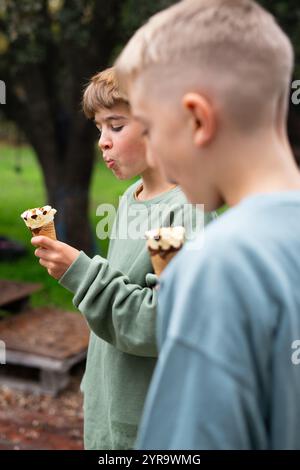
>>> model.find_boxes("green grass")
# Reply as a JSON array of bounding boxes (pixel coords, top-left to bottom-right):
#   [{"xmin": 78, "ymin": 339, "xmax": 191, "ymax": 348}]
[{"xmin": 0, "ymin": 144, "xmax": 133, "ymax": 311}]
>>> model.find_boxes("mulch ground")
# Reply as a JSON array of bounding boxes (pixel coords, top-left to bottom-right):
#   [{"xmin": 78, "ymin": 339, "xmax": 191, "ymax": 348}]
[{"xmin": 0, "ymin": 367, "xmax": 84, "ymax": 450}]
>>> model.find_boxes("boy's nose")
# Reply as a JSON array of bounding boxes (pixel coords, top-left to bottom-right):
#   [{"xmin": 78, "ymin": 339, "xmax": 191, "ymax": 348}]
[{"xmin": 98, "ymin": 136, "xmax": 113, "ymax": 151}]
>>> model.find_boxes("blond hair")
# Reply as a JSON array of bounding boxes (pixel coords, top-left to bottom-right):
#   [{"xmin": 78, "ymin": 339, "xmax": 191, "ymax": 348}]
[
  {"xmin": 116, "ymin": 0, "xmax": 294, "ymax": 130},
  {"xmin": 82, "ymin": 67, "xmax": 129, "ymax": 119}
]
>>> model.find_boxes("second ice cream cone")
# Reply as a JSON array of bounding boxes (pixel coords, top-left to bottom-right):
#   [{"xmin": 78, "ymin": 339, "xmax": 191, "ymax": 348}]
[
  {"xmin": 150, "ymin": 251, "xmax": 179, "ymax": 276},
  {"xmin": 145, "ymin": 226, "xmax": 186, "ymax": 276}
]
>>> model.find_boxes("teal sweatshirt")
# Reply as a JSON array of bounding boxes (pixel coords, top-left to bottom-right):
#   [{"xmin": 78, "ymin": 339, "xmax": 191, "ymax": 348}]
[
  {"xmin": 137, "ymin": 191, "xmax": 300, "ymax": 449},
  {"xmin": 59, "ymin": 180, "xmax": 210, "ymax": 450}
]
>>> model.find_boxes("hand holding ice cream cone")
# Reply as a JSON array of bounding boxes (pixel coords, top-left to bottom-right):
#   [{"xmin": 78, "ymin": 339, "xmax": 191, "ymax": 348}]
[
  {"xmin": 31, "ymin": 236, "xmax": 80, "ymax": 280},
  {"xmin": 145, "ymin": 226, "xmax": 185, "ymax": 276},
  {"xmin": 21, "ymin": 205, "xmax": 79, "ymax": 280}
]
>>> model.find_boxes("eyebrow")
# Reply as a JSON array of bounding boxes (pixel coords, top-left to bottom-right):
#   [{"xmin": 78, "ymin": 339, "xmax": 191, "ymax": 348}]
[{"xmin": 94, "ymin": 115, "xmax": 126, "ymax": 125}]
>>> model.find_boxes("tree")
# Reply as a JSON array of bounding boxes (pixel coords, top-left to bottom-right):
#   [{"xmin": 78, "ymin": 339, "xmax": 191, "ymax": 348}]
[
  {"xmin": 0, "ymin": 0, "xmax": 176, "ymax": 254},
  {"xmin": 259, "ymin": 0, "xmax": 300, "ymax": 165},
  {"xmin": 3, "ymin": 0, "xmax": 297, "ymax": 256}
]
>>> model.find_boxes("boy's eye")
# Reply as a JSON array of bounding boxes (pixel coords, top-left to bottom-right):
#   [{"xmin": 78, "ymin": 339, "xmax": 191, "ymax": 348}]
[{"xmin": 112, "ymin": 126, "xmax": 124, "ymax": 132}]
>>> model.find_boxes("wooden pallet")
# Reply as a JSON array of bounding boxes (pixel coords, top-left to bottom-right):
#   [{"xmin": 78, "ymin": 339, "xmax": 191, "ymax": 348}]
[
  {"xmin": 0, "ymin": 307, "xmax": 89, "ymax": 396},
  {"xmin": 0, "ymin": 279, "xmax": 42, "ymax": 312}
]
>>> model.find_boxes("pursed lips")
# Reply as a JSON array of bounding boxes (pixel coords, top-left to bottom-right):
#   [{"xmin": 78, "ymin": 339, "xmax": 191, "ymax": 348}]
[{"xmin": 103, "ymin": 157, "xmax": 116, "ymax": 169}]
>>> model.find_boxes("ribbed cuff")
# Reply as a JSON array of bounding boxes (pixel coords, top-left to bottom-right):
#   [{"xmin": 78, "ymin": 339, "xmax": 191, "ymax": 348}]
[{"xmin": 59, "ymin": 251, "xmax": 93, "ymax": 293}]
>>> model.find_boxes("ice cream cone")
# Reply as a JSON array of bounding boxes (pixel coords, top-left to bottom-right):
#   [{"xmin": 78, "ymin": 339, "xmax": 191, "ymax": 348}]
[
  {"xmin": 30, "ymin": 220, "xmax": 57, "ymax": 240},
  {"xmin": 150, "ymin": 250, "xmax": 179, "ymax": 276},
  {"xmin": 145, "ymin": 226, "xmax": 185, "ymax": 276},
  {"xmin": 21, "ymin": 205, "xmax": 57, "ymax": 241}
]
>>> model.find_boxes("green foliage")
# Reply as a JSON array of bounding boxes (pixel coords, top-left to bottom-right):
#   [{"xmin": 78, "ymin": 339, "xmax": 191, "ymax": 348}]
[
  {"xmin": 0, "ymin": 0, "xmax": 178, "ymax": 78},
  {"xmin": 121, "ymin": 0, "xmax": 177, "ymax": 36},
  {"xmin": 259, "ymin": 0, "xmax": 300, "ymax": 77}
]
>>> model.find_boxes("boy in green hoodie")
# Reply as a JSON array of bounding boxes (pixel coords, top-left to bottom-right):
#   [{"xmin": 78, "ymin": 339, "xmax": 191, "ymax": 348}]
[{"xmin": 31, "ymin": 67, "xmax": 212, "ymax": 449}]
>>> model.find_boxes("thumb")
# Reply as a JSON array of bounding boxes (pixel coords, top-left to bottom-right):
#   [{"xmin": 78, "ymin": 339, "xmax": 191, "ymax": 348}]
[{"xmin": 31, "ymin": 236, "xmax": 56, "ymax": 249}]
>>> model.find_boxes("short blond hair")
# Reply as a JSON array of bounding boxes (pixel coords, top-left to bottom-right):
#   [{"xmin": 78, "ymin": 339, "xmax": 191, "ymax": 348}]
[
  {"xmin": 82, "ymin": 67, "xmax": 129, "ymax": 119},
  {"xmin": 116, "ymin": 0, "xmax": 294, "ymax": 130}
]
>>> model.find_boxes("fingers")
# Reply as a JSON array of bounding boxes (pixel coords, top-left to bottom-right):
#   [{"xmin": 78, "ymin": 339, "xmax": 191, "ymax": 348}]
[
  {"xmin": 39, "ymin": 258, "xmax": 55, "ymax": 277},
  {"xmin": 31, "ymin": 236, "xmax": 56, "ymax": 249},
  {"xmin": 39, "ymin": 257, "xmax": 49, "ymax": 268},
  {"xmin": 35, "ymin": 247, "xmax": 54, "ymax": 261},
  {"xmin": 39, "ymin": 257, "xmax": 54, "ymax": 271}
]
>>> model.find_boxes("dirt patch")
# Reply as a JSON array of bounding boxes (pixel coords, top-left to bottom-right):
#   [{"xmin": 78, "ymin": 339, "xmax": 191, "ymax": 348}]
[{"xmin": 0, "ymin": 366, "xmax": 84, "ymax": 450}]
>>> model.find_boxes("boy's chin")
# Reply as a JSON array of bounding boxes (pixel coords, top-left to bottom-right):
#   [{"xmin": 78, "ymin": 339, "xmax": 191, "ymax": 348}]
[
  {"xmin": 183, "ymin": 188, "xmax": 209, "ymax": 206},
  {"xmin": 114, "ymin": 172, "xmax": 133, "ymax": 181},
  {"xmin": 167, "ymin": 177, "xmax": 178, "ymax": 185}
]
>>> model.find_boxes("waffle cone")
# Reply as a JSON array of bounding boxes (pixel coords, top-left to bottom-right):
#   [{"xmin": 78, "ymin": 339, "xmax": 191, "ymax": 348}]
[
  {"xmin": 150, "ymin": 250, "xmax": 179, "ymax": 276},
  {"xmin": 30, "ymin": 220, "xmax": 57, "ymax": 240}
]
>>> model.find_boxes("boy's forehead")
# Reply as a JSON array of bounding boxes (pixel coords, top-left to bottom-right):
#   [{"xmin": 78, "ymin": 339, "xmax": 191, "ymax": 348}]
[
  {"xmin": 94, "ymin": 105, "xmax": 130, "ymax": 124},
  {"xmin": 129, "ymin": 81, "xmax": 168, "ymax": 126},
  {"xmin": 128, "ymin": 69, "xmax": 174, "ymax": 113},
  {"xmin": 127, "ymin": 80, "xmax": 151, "ymax": 120}
]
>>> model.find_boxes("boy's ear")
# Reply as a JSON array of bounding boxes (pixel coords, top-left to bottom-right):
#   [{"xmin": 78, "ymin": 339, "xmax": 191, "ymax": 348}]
[{"xmin": 182, "ymin": 93, "xmax": 217, "ymax": 147}]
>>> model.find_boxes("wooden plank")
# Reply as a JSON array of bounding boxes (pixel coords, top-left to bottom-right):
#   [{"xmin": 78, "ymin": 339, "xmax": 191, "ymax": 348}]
[
  {"xmin": 0, "ymin": 307, "xmax": 89, "ymax": 359},
  {"xmin": 0, "ymin": 376, "xmax": 61, "ymax": 396},
  {"xmin": 5, "ymin": 349, "xmax": 87, "ymax": 372},
  {"xmin": 0, "ymin": 280, "xmax": 42, "ymax": 308},
  {"xmin": 0, "ymin": 349, "xmax": 86, "ymax": 395},
  {"xmin": 40, "ymin": 370, "xmax": 70, "ymax": 395}
]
